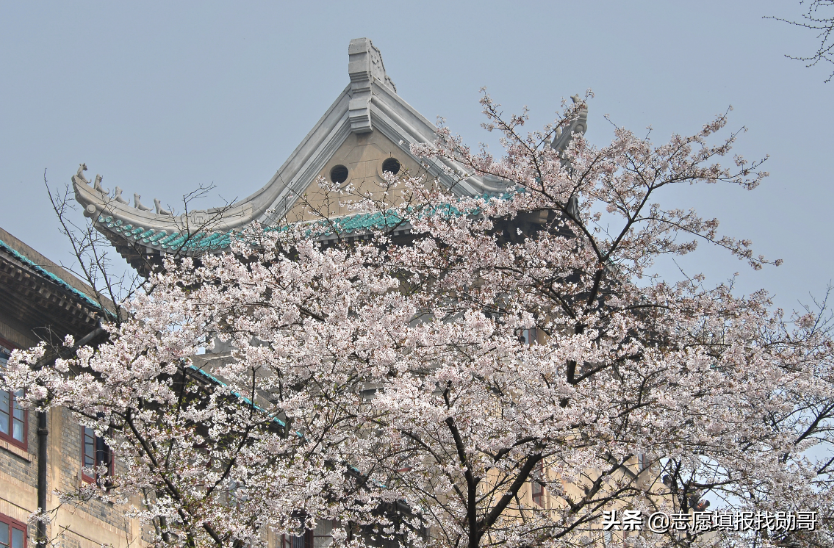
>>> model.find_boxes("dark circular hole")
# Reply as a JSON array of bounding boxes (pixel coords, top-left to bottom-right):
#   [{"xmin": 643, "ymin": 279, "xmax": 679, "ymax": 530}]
[
  {"xmin": 382, "ymin": 157, "xmax": 401, "ymax": 175},
  {"xmin": 330, "ymin": 165, "xmax": 349, "ymax": 184}
]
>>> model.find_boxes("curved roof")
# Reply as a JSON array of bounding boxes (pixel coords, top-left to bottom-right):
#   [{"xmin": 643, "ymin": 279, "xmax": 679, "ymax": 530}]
[{"xmin": 73, "ymin": 38, "xmax": 585, "ymax": 272}]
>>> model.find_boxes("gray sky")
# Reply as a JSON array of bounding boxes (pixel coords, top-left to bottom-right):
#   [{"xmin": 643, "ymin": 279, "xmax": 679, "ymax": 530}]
[{"xmin": 1, "ymin": 1, "xmax": 830, "ymax": 312}]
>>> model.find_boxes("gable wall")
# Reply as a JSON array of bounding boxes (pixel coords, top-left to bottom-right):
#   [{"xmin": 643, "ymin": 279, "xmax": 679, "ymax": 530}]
[{"xmin": 285, "ymin": 130, "xmax": 430, "ymax": 223}]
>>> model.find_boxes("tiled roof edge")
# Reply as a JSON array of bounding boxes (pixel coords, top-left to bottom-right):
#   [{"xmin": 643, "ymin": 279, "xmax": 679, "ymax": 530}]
[
  {"xmin": 0, "ymin": 238, "xmax": 103, "ymax": 312},
  {"xmin": 188, "ymin": 364, "xmax": 287, "ymax": 428}
]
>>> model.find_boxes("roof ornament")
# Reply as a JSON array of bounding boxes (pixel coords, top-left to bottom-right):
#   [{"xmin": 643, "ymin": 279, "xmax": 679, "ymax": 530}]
[
  {"xmin": 93, "ymin": 174, "xmax": 109, "ymax": 196},
  {"xmin": 550, "ymin": 95, "xmax": 588, "ymax": 221},
  {"xmin": 134, "ymin": 194, "xmax": 152, "ymax": 211},
  {"xmin": 347, "ymin": 38, "xmax": 396, "ymax": 134},
  {"xmin": 154, "ymin": 199, "xmax": 173, "ymax": 216},
  {"xmin": 73, "ymin": 163, "xmax": 108, "ymax": 196},
  {"xmin": 73, "ymin": 163, "xmax": 91, "ymax": 186},
  {"xmin": 551, "ymin": 95, "xmax": 589, "ymax": 154},
  {"xmin": 113, "ymin": 186, "xmax": 129, "ymax": 204}
]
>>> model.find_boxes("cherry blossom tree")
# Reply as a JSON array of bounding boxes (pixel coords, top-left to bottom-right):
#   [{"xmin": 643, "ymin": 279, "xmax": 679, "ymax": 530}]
[
  {"xmin": 4, "ymin": 96, "xmax": 833, "ymax": 548},
  {"xmin": 768, "ymin": 0, "xmax": 834, "ymax": 83},
  {"xmin": 347, "ymin": 95, "xmax": 834, "ymax": 547},
  {"xmin": 5, "ymin": 225, "xmax": 428, "ymax": 547}
]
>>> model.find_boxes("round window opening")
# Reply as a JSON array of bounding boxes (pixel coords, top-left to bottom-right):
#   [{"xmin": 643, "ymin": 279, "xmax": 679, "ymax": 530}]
[
  {"xmin": 382, "ymin": 158, "xmax": 401, "ymax": 175},
  {"xmin": 330, "ymin": 165, "xmax": 349, "ymax": 184}
]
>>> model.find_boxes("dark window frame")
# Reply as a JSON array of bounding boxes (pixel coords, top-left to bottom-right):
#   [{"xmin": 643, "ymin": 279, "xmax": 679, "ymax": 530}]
[
  {"xmin": 280, "ymin": 519, "xmax": 334, "ymax": 548},
  {"xmin": 0, "ymin": 340, "xmax": 27, "ymax": 450},
  {"xmin": 531, "ymin": 460, "xmax": 545, "ymax": 507},
  {"xmin": 281, "ymin": 530, "xmax": 313, "ymax": 548},
  {"xmin": 80, "ymin": 425, "xmax": 114, "ymax": 485},
  {"xmin": 0, "ymin": 512, "xmax": 27, "ymax": 548},
  {"xmin": 520, "ymin": 327, "xmax": 538, "ymax": 346}
]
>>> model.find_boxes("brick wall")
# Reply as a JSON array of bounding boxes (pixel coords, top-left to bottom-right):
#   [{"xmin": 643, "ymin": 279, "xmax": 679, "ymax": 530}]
[
  {"xmin": 0, "ymin": 407, "xmax": 38, "ymax": 488},
  {"xmin": 56, "ymin": 408, "xmax": 130, "ymax": 532}
]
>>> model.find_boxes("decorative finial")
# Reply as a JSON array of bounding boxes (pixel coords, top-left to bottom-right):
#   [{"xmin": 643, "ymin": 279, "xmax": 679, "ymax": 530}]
[
  {"xmin": 551, "ymin": 93, "xmax": 589, "ymax": 153},
  {"xmin": 134, "ymin": 194, "xmax": 152, "ymax": 211},
  {"xmin": 347, "ymin": 38, "xmax": 396, "ymax": 134},
  {"xmin": 113, "ymin": 186, "xmax": 129, "ymax": 204},
  {"xmin": 74, "ymin": 163, "xmax": 90, "ymax": 186},
  {"xmin": 154, "ymin": 198, "xmax": 172, "ymax": 216},
  {"xmin": 93, "ymin": 174, "xmax": 109, "ymax": 196}
]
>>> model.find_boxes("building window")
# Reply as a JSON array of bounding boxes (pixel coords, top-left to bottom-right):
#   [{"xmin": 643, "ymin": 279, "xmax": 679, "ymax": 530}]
[
  {"xmin": 329, "ymin": 165, "xmax": 348, "ymax": 185},
  {"xmin": 0, "ymin": 513, "xmax": 27, "ymax": 548},
  {"xmin": 381, "ymin": 157, "xmax": 401, "ymax": 175},
  {"xmin": 521, "ymin": 328, "xmax": 537, "ymax": 346},
  {"xmin": 81, "ymin": 425, "xmax": 113, "ymax": 485},
  {"xmin": 603, "ymin": 529, "xmax": 613, "ymax": 547},
  {"xmin": 311, "ymin": 520, "xmax": 333, "ymax": 548},
  {"xmin": 0, "ymin": 344, "xmax": 26, "ymax": 449},
  {"xmin": 281, "ymin": 520, "xmax": 334, "ymax": 548},
  {"xmin": 281, "ymin": 532, "xmax": 311, "ymax": 548},
  {"xmin": 638, "ymin": 453, "xmax": 648, "ymax": 472},
  {"xmin": 531, "ymin": 461, "xmax": 544, "ymax": 507}
]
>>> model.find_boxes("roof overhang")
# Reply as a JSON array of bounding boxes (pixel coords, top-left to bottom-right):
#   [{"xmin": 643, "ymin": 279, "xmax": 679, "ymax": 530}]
[{"xmin": 72, "ymin": 38, "xmax": 519, "ymax": 267}]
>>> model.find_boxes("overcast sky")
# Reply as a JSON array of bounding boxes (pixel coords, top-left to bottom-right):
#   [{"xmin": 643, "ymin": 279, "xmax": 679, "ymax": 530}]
[{"xmin": 1, "ymin": 1, "xmax": 831, "ymax": 312}]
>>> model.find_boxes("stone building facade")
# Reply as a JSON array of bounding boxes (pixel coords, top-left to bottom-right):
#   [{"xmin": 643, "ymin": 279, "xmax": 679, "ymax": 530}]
[{"xmin": 0, "ymin": 227, "xmax": 141, "ymax": 548}]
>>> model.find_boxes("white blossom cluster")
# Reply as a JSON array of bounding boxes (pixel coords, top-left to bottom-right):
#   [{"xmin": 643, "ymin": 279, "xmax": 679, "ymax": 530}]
[{"xmin": 3, "ymin": 96, "xmax": 832, "ymax": 548}]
